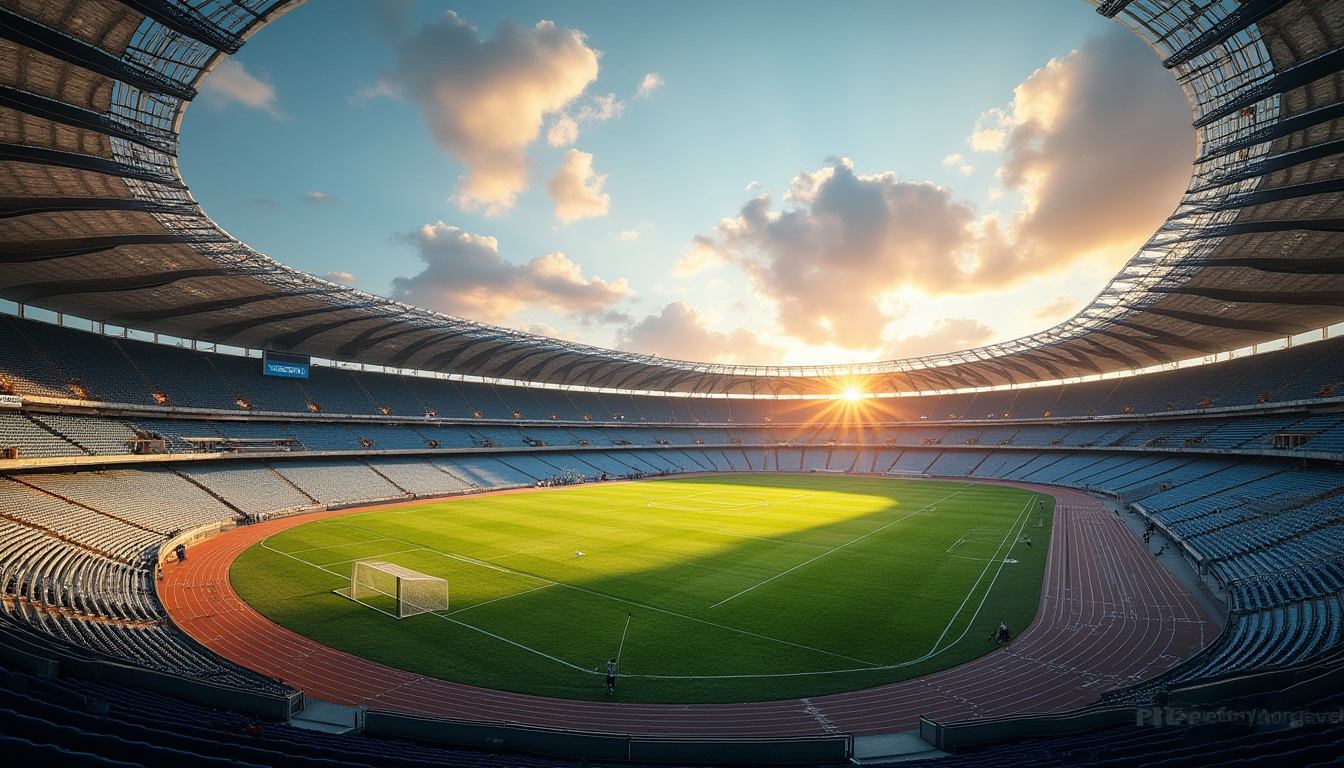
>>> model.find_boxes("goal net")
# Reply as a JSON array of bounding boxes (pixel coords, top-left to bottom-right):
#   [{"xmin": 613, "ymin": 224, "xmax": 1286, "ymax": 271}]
[{"xmin": 336, "ymin": 560, "xmax": 448, "ymax": 619}]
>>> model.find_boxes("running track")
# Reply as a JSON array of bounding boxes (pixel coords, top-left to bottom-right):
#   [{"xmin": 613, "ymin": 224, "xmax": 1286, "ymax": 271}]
[{"xmin": 159, "ymin": 481, "xmax": 1215, "ymax": 736}]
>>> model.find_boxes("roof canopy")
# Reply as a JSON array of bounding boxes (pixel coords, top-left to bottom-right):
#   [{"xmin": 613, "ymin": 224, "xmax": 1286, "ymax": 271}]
[{"xmin": 2, "ymin": 0, "xmax": 1342, "ymax": 395}]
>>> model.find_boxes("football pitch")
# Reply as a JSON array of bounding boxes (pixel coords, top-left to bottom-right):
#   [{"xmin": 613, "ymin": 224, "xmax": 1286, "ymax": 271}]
[{"xmin": 231, "ymin": 474, "xmax": 1054, "ymax": 703}]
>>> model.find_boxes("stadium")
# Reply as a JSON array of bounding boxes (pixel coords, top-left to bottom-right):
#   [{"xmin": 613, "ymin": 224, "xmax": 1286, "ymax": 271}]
[{"xmin": 1, "ymin": 0, "xmax": 1343, "ymax": 765}]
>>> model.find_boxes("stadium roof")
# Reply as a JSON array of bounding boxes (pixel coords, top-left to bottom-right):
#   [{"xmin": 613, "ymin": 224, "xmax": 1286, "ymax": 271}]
[{"xmin": 1, "ymin": 0, "xmax": 1343, "ymax": 396}]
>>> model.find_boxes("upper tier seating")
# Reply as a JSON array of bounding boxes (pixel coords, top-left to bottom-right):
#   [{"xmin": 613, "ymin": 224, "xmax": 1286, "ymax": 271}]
[{"xmin": 5, "ymin": 316, "xmax": 1344, "ymax": 422}]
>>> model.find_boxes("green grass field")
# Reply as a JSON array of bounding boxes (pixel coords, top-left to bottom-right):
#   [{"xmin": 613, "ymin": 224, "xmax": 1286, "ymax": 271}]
[{"xmin": 231, "ymin": 474, "xmax": 1053, "ymax": 703}]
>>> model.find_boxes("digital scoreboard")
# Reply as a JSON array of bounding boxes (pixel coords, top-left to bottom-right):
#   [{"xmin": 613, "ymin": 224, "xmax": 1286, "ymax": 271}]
[{"xmin": 262, "ymin": 350, "xmax": 310, "ymax": 379}]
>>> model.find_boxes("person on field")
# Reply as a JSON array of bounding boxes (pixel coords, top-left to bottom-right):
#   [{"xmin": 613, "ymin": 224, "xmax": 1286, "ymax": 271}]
[
  {"xmin": 996, "ymin": 621, "xmax": 1011, "ymax": 644},
  {"xmin": 605, "ymin": 657, "xmax": 618, "ymax": 696}
]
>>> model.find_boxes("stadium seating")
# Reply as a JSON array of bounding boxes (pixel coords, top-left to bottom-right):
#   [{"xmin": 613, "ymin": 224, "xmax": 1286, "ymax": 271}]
[
  {"xmin": 2, "ymin": 315, "xmax": 1343, "ymax": 766},
  {"xmin": 7, "ymin": 316, "xmax": 1344, "ymax": 423}
]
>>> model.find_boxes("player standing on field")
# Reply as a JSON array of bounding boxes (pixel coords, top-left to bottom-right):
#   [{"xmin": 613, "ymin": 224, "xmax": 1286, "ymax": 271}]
[{"xmin": 605, "ymin": 657, "xmax": 618, "ymax": 696}]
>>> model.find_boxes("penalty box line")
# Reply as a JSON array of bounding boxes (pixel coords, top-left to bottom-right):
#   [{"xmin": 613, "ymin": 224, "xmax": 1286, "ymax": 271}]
[
  {"xmin": 338, "ymin": 522, "xmax": 883, "ymax": 670},
  {"xmin": 706, "ymin": 483, "xmax": 976, "ymax": 611},
  {"xmin": 631, "ymin": 496, "xmax": 1034, "ymax": 682},
  {"xmin": 259, "ymin": 536, "xmax": 595, "ymax": 674},
  {"xmin": 921, "ymin": 493, "xmax": 1037, "ymax": 660}
]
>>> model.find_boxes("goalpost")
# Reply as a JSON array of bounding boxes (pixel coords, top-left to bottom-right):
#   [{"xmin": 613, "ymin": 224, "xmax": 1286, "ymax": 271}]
[{"xmin": 336, "ymin": 560, "xmax": 448, "ymax": 619}]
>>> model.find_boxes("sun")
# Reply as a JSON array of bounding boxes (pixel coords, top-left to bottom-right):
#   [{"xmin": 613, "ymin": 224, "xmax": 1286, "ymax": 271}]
[{"xmin": 842, "ymin": 386, "xmax": 863, "ymax": 401}]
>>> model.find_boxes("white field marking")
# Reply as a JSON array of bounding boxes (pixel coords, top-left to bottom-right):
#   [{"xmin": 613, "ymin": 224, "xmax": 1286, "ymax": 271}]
[
  {"xmin": 316, "ymin": 486, "xmax": 1019, "ymax": 678},
  {"xmin": 260, "ymin": 538, "xmax": 352, "ymax": 579},
  {"xmin": 705, "ymin": 484, "xmax": 975, "ymax": 610},
  {"xmin": 338, "ymin": 522, "xmax": 883, "ymax": 668},
  {"xmin": 947, "ymin": 554, "xmax": 1019, "ymax": 563},
  {"xmin": 628, "ymin": 491, "xmax": 1042, "ymax": 681},
  {"xmin": 423, "ymin": 608, "xmax": 595, "ymax": 673},
  {"xmin": 336, "ymin": 595, "xmax": 401, "ymax": 620},
  {"xmin": 922, "ymin": 494, "xmax": 1036, "ymax": 657},
  {"xmin": 321, "ymin": 548, "xmax": 428, "ymax": 566},
  {"xmin": 554, "ymin": 581, "xmax": 883, "ymax": 667},
  {"xmin": 917, "ymin": 511, "xmax": 1034, "ymax": 662},
  {"xmin": 447, "ymin": 583, "xmax": 554, "ymax": 616},
  {"xmin": 261, "ymin": 537, "xmax": 595, "ymax": 673},
  {"xmin": 279, "ymin": 537, "xmax": 395, "ymax": 555}
]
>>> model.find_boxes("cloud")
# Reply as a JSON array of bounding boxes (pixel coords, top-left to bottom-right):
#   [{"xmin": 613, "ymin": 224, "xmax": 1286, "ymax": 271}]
[
  {"xmin": 673, "ymin": 235, "xmax": 728, "ymax": 277},
  {"xmin": 391, "ymin": 221, "xmax": 631, "ymax": 323},
  {"xmin": 688, "ymin": 29, "xmax": 1190, "ymax": 354},
  {"xmin": 1026, "ymin": 294, "xmax": 1079, "ymax": 322},
  {"xmin": 616, "ymin": 302, "xmax": 784, "ymax": 364},
  {"xmin": 325, "ymin": 271, "xmax": 358, "ymax": 285},
  {"xmin": 383, "ymin": 12, "xmax": 600, "ymax": 214},
  {"xmin": 618, "ymin": 229, "xmax": 640, "ymax": 241},
  {"xmin": 690, "ymin": 158, "xmax": 993, "ymax": 348},
  {"xmin": 578, "ymin": 93, "xmax": 623, "ymax": 122},
  {"xmin": 546, "ymin": 149, "xmax": 610, "ymax": 224},
  {"xmin": 352, "ymin": 77, "xmax": 399, "ymax": 104},
  {"xmin": 200, "ymin": 59, "xmax": 284, "ymax": 118},
  {"xmin": 546, "ymin": 114, "xmax": 579, "ymax": 146},
  {"xmin": 941, "ymin": 153, "xmax": 974, "ymax": 175},
  {"xmin": 887, "ymin": 317, "xmax": 998, "ymax": 359},
  {"xmin": 970, "ymin": 107, "xmax": 1011, "ymax": 152},
  {"xmin": 547, "ymin": 76, "xmax": 657, "ymax": 147},
  {"xmin": 302, "ymin": 191, "xmax": 339, "ymax": 205},
  {"xmin": 980, "ymin": 27, "xmax": 1193, "ymax": 260},
  {"xmin": 637, "ymin": 73, "xmax": 663, "ymax": 98},
  {"xmin": 524, "ymin": 321, "xmax": 566, "ymax": 338}
]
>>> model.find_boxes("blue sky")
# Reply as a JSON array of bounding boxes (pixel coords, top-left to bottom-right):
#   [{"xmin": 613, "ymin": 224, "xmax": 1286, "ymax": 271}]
[{"xmin": 181, "ymin": 0, "xmax": 1195, "ymax": 366}]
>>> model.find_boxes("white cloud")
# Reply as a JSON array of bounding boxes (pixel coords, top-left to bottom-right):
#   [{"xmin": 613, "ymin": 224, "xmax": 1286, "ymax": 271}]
[
  {"xmin": 549, "ymin": 76, "xmax": 658, "ymax": 146},
  {"xmin": 637, "ymin": 72, "xmax": 663, "ymax": 98},
  {"xmin": 690, "ymin": 158, "xmax": 995, "ymax": 348},
  {"xmin": 886, "ymin": 317, "xmax": 998, "ymax": 359},
  {"xmin": 351, "ymin": 76, "xmax": 399, "ymax": 104},
  {"xmin": 546, "ymin": 114, "xmax": 579, "ymax": 146},
  {"xmin": 382, "ymin": 12, "xmax": 599, "ymax": 214},
  {"xmin": 1025, "ymin": 294, "xmax": 1079, "ymax": 322},
  {"xmin": 546, "ymin": 149, "xmax": 611, "ymax": 224},
  {"xmin": 687, "ymin": 29, "xmax": 1190, "ymax": 356},
  {"xmin": 391, "ymin": 222, "xmax": 631, "ymax": 323},
  {"xmin": 673, "ymin": 235, "xmax": 728, "ymax": 277},
  {"xmin": 578, "ymin": 93, "xmax": 623, "ymax": 122},
  {"xmin": 524, "ymin": 321, "xmax": 566, "ymax": 339},
  {"xmin": 969, "ymin": 107, "xmax": 1011, "ymax": 152},
  {"xmin": 325, "ymin": 271, "xmax": 358, "ymax": 285},
  {"xmin": 200, "ymin": 59, "xmax": 284, "ymax": 118},
  {"xmin": 977, "ymin": 27, "xmax": 1192, "ymax": 260},
  {"xmin": 618, "ymin": 229, "xmax": 640, "ymax": 241},
  {"xmin": 302, "ymin": 191, "xmax": 339, "ymax": 205},
  {"xmin": 941, "ymin": 153, "xmax": 974, "ymax": 175},
  {"xmin": 616, "ymin": 302, "xmax": 783, "ymax": 364}
]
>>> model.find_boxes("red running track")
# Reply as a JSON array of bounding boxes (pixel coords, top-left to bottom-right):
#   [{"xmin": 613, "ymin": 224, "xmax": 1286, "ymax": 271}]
[{"xmin": 159, "ymin": 482, "xmax": 1215, "ymax": 736}]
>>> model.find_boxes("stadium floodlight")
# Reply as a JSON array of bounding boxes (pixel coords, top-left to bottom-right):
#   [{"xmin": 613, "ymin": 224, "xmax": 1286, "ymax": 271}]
[{"xmin": 336, "ymin": 560, "xmax": 448, "ymax": 619}]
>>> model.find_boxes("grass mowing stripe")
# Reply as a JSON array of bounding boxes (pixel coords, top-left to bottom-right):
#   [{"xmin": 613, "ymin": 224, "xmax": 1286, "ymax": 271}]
[
  {"xmin": 277, "ymin": 537, "xmax": 394, "ymax": 555},
  {"xmin": 232, "ymin": 476, "xmax": 1054, "ymax": 702},
  {"xmin": 448, "ymin": 583, "xmax": 555, "ymax": 616},
  {"xmin": 705, "ymin": 483, "xmax": 972, "ymax": 610},
  {"xmin": 421, "ymin": 607, "xmax": 596, "ymax": 674},
  {"xmin": 633, "ymin": 491, "xmax": 1040, "ymax": 681},
  {"xmin": 924, "ymin": 492, "xmax": 1036, "ymax": 658},
  {"xmin": 262, "ymin": 536, "xmax": 596, "ymax": 672},
  {"xmin": 337, "ymin": 519, "xmax": 884, "ymax": 668}
]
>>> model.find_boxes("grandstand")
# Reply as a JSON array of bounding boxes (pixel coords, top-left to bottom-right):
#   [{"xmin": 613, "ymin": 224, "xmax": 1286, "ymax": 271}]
[{"xmin": 1, "ymin": 0, "xmax": 1343, "ymax": 765}]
